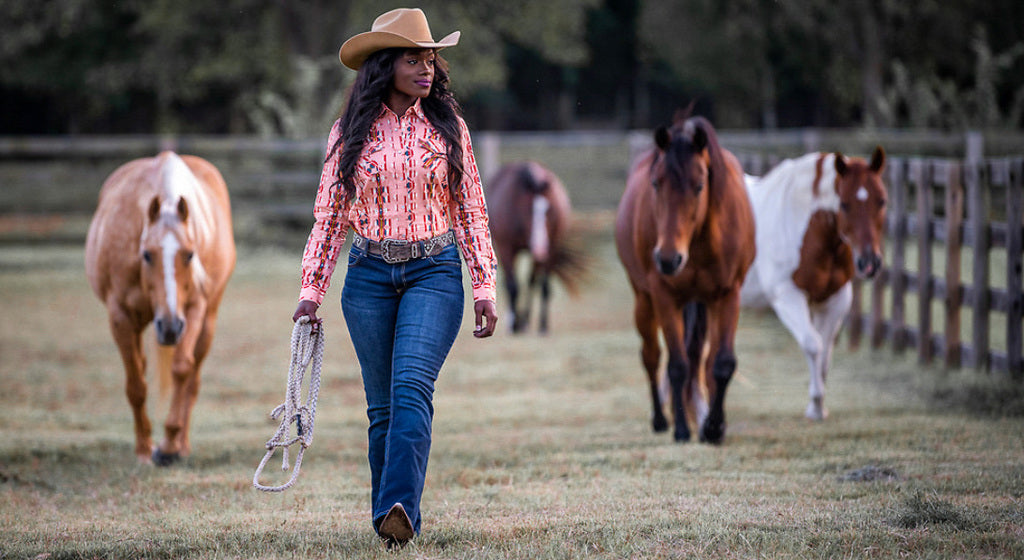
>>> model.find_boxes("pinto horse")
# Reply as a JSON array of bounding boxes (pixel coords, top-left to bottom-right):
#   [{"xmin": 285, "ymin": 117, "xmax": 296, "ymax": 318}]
[
  {"xmin": 615, "ymin": 115, "xmax": 755, "ymax": 443},
  {"xmin": 487, "ymin": 161, "xmax": 582, "ymax": 333},
  {"xmin": 85, "ymin": 151, "xmax": 235, "ymax": 465},
  {"xmin": 740, "ymin": 148, "xmax": 887, "ymax": 420}
]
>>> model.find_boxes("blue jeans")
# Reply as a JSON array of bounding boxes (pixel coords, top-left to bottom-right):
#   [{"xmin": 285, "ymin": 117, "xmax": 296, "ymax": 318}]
[{"xmin": 341, "ymin": 242, "xmax": 464, "ymax": 535}]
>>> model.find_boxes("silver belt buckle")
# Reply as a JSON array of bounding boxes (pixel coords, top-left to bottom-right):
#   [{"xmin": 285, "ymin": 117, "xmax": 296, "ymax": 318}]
[{"xmin": 379, "ymin": 238, "xmax": 409, "ymax": 264}]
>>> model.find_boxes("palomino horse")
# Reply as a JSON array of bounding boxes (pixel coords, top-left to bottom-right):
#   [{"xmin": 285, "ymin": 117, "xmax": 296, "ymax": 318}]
[
  {"xmin": 615, "ymin": 115, "xmax": 755, "ymax": 443},
  {"xmin": 487, "ymin": 161, "xmax": 582, "ymax": 333},
  {"xmin": 85, "ymin": 151, "xmax": 235, "ymax": 465},
  {"xmin": 740, "ymin": 148, "xmax": 887, "ymax": 420}
]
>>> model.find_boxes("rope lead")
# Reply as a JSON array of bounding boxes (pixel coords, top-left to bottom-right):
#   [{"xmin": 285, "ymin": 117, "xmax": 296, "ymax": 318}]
[{"xmin": 253, "ymin": 316, "xmax": 324, "ymax": 492}]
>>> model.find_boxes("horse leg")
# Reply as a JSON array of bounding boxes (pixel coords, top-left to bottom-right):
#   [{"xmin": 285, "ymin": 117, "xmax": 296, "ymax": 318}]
[
  {"xmin": 684, "ymin": 302, "xmax": 710, "ymax": 431},
  {"xmin": 504, "ymin": 264, "xmax": 524, "ymax": 333},
  {"xmin": 633, "ymin": 292, "xmax": 668, "ymax": 433},
  {"xmin": 108, "ymin": 305, "xmax": 153, "ymax": 463},
  {"xmin": 655, "ymin": 297, "xmax": 690, "ymax": 442},
  {"xmin": 177, "ymin": 310, "xmax": 219, "ymax": 458},
  {"xmin": 154, "ymin": 302, "xmax": 206, "ymax": 466},
  {"xmin": 769, "ymin": 281, "xmax": 825, "ymax": 420},
  {"xmin": 810, "ymin": 283, "xmax": 853, "ymax": 420},
  {"xmin": 699, "ymin": 293, "xmax": 741, "ymax": 444},
  {"xmin": 537, "ymin": 267, "xmax": 551, "ymax": 334}
]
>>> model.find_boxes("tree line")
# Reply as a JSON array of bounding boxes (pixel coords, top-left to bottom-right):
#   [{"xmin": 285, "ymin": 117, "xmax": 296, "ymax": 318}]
[{"xmin": 1, "ymin": 0, "xmax": 1022, "ymax": 136}]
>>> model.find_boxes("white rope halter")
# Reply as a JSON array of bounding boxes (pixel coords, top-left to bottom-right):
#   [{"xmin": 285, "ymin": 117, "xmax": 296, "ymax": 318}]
[{"xmin": 253, "ymin": 316, "xmax": 324, "ymax": 492}]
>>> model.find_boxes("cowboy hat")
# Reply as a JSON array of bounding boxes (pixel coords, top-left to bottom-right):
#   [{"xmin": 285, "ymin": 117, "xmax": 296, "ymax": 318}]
[{"xmin": 339, "ymin": 8, "xmax": 460, "ymax": 70}]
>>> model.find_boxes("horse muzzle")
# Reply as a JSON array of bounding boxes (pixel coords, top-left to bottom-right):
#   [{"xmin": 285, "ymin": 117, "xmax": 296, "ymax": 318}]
[
  {"xmin": 155, "ymin": 316, "xmax": 185, "ymax": 346},
  {"xmin": 855, "ymin": 251, "xmax": 882, "ymax": 279},
  {"xmin": 653, "ymin": 248, "xmax": 687, "ymax": 276}
]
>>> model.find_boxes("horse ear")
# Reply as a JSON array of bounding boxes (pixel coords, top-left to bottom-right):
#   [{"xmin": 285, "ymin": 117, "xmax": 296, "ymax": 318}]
[
  {"xmin": 691, "ymin": 123, "xmax": 708, "ymax": 152},
  {"xmin": 869, "ymin": 145, "xmax": 886, "ymax": 173},
  {"xmin": 147, "ymin": 196, "xmax": 161, "ymax": 223},
  {"xmin": 176, "ymin": 197, "xmax": 189, "ymax": 223},
  {"xmin": 833, "ymin": 152, "xmax": 848, "ymax": 177},
  {"xmin": 654, "ymin": 126, "xmax": 671, "ymax": 151}
]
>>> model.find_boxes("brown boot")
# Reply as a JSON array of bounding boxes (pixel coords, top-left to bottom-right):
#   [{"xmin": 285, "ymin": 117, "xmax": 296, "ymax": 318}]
[{"xmin": 378, "ymin": 503, "xmax": 414, "ymax": 547}]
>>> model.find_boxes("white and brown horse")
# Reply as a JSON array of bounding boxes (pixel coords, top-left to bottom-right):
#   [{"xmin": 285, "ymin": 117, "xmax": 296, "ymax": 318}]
[
  {"xmin": 85, "ymin": 151, "xmax": 235, "ymax": 465},
  {"xmin": 487, "ymin": 161, "xmax": 583, "ymax": 333},
  {"xmin": 740, "ymin": 148, "xmax": 887, "ymax": 420}
]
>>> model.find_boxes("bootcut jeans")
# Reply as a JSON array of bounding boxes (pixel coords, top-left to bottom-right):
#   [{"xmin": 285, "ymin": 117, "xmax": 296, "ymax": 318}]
[{"xmin": 341, "ymin": 241, "xmax": 464, "ymax": 535}]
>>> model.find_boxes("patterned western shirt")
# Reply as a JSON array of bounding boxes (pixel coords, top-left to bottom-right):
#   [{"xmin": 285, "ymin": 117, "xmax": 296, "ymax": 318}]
[{"xmin": 299, "ymin": 100, "xmax": 497, "ymax": 305}]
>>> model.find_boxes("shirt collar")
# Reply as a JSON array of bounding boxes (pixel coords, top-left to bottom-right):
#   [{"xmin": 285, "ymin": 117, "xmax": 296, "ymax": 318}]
[{"xmin": 379, "ymin": 98, "xmax": 427, "ymax": 122}]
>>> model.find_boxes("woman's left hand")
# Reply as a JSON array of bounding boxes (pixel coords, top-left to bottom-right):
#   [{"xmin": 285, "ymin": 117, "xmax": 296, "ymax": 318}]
[{"xmin": 473, "ymin": 300, "xmax": 498, "ymax": 338}]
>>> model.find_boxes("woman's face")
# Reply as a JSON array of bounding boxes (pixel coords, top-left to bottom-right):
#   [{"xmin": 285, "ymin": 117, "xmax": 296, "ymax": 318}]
[{"xmin": 391, "ymin": 49, "xmax": 435, "ymax": 100}]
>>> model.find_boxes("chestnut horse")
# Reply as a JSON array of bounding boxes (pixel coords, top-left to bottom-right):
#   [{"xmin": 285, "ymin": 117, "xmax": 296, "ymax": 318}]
[
  {"xmin": 85, "ymin": 151, "xmax": 235, "ymax": 465},
  {"xmin": 487, "ymin": 161, "xmax": 582, "ymax": 333},
  {"xmin": 615, "ymin": 115, "xmax": 755, "ymax": 443},
  {"xmin": 740, "ymin": 148, "xmax": 887, "ymax": 420}
]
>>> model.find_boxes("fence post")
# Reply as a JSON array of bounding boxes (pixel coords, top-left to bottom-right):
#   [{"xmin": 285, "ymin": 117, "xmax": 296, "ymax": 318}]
[
  {"xmin": 915, "ymin": 160, "xmax": 934, "ymax": 364},
  {"xmin": 967, "ymin": 161, "xmax": 990, "ymax": 371},
  {"xmin": 478, "ymin": 132, "xmax": 500, "ymax": 185},
  {"xmin": 1005, "ymin": 159, "xmax": 1023, "ymax": 378},
  {"xmin": 943, "ymin": 162, "xmax": 964, "ymax": 368},
  {"xmin": 889, "ymin": 158, "xmax": 909, "ymax": 354}
]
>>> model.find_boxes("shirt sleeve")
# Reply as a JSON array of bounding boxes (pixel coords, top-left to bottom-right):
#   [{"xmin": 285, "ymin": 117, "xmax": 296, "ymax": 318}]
[
  {"xmin": 449, "ymin": 117, "xmax": 498, "ymax": 303},
  {"xmin": 299, "ymin": 119, "xmax": 350, "ymax": 305}
]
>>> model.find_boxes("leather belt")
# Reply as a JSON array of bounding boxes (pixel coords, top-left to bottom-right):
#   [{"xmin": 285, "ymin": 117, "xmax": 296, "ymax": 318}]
[{"xmin": 351, "ymin": 231, "xmax": 456, "ymax": 264}]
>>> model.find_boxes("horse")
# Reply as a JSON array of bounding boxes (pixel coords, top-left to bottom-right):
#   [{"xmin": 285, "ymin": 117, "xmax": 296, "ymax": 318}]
[
  {"xmin": 487, "ymin": 161, "xmax": 583, "ymax": 333},
  {"xmin": 85, "ymin": 151, "xmax": 236, "ymax": 465},
  {"xmin": 615, "ymin": 114, "xmax": 756, "ymax": 444},
  {"xmin": 739, "ymin": 148, "xmax": 887, "ymax": 420}
]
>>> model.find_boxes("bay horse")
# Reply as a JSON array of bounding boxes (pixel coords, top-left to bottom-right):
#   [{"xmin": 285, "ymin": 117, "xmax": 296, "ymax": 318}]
[
  {"xmin": 487, "ymin": 161, "xmax": 583, "ymax": 333},
  {"xmin": 85, "ymin": 151, "xmax": 235, "ymax": 465},
  {"xmin": 615, "ymin": 115, "xmax": 755, "ymax": 443},
  {"xmin": 740, "ymin": 148, "xmax": 887, "ymax": 420}
]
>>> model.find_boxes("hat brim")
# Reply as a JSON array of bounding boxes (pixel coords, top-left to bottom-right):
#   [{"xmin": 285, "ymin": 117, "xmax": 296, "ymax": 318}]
[{"xmin": 339, "ymin": 30, "xmax": 460, "ymax": 70}]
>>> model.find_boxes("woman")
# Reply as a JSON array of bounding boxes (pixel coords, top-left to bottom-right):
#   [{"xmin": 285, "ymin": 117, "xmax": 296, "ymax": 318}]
[{"xmin": 292, "ymin": 8, "xmax": 498, "ymax": 546}]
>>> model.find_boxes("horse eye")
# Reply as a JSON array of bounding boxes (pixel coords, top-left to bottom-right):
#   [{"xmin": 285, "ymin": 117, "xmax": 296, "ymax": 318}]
[
  {"xmin": 142, "ymin": 251, "xmax": 153, "ymax": 264},
  {"xmin": 840, "ymin": 202, "xmax": 850, "ymax": 213},
  {"xmin": 183, "ymin": 251, "xmax": 194, "ymax": 264},
  {"xmin": 650, "ymin": 177, "xmax": 659, "ymax": 189},
  {"xmin": 878, "ymin": 198, "xmax": 887, "ymax": 208}
]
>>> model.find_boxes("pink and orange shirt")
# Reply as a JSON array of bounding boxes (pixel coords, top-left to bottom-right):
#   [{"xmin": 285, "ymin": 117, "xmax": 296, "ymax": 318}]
[{"xmin": 299, "ymin": 100, "xmax": 497, "ymax": 305}]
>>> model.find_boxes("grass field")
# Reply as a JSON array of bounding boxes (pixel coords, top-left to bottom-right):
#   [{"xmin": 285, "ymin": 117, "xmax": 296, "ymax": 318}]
[{"xmin": 1, "ymin": 216, "xmax": 1022, "ymax": 559}]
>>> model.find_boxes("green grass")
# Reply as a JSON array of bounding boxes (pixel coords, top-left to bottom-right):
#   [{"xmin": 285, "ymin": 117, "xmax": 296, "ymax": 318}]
[{"xmin": 2, "ymin": 224, "xmax": 1023, "ymax": 559}]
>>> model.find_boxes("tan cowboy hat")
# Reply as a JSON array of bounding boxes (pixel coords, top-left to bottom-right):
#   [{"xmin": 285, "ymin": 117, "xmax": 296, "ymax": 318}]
[{"xmin": 339, "ymin": 8, "xmax": 460, "ymax": 70}]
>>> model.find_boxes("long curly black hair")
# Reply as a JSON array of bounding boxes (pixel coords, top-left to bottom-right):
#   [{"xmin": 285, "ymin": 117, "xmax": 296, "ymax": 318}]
[{"xmin": 329, "ymin": 47, "xmax": 465, "ymax": 202}]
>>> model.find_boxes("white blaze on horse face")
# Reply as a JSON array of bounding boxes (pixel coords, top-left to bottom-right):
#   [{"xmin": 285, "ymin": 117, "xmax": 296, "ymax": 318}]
[
  {"xmin": 161, "ymin": 231, "xmax": 180, "ymax": 314},
  {"xmin": 856, "ymin": 186, "xmax": 869, "ymax": 201},
  {"xmin": 529, "ymin": 194, "xmax": 550, "ymax": 262}
]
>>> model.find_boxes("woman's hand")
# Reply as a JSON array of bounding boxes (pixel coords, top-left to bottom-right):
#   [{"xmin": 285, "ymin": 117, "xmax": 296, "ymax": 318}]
[
  {"xmin": 473, "ymin": 300, "xmax": 498, "ymax": 338},
  {"xmin": 293, "ymin": 300, "xmax": 322, "ymax": 333}
]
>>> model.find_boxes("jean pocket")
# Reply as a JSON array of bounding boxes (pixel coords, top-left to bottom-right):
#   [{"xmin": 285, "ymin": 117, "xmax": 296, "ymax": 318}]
[
  {"xmin": 427, "ymin": 245, "xmax": 461, "ymax": 268},
  {"xmin": 348, "ymin": 247, "xmax": 365, "ymax": 268}
]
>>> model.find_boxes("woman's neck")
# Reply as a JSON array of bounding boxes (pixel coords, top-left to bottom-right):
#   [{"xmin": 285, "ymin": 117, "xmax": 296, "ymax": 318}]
[{"xmin": 386, "ymin": 93, "xmax": 418, "ymax": 117}]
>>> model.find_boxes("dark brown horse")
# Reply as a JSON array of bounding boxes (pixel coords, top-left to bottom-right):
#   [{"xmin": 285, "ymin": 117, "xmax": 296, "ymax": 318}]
[
  {"xmin": 85, "ymin": 152, "xmax": 235, "ymax": 465},
  {"xmin": 615, "ymin": 115, "xmax": 756, "ymax": 443},
  {"xmin": 487, "ymin": 161, "xmax": 582, "ymax": 333}
]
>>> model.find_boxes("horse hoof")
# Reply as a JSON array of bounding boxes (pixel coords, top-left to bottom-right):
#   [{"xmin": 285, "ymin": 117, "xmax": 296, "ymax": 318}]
[
  {"xmin": 699, "ymin": 422, "xmax": 725, "ymax": 445},
  {"xmin": 673, "ymin": 427, "xmax": 691, "ymax": 442},
  {"xmin": 151, "ymin": 448, "xmax": 181, "ymax": 467},
  {"xmin": 652, "ymin": 415, "xmax": 669, "ymax": 433},
  {"xmin": 804, "ymin": 401, "xmax": 827, "ymax": 421}
]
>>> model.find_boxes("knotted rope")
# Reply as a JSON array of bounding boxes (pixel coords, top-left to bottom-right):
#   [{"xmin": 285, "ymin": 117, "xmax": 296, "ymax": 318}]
[{"xmin": 253, "ymin": 316, "xmax": 323, "ymax": 492}]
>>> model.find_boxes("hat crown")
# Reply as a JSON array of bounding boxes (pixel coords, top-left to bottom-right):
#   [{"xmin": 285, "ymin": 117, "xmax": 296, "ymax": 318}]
[{"xmin": 371, "ymin": 8, "xmax": 434, "ymax": 42}]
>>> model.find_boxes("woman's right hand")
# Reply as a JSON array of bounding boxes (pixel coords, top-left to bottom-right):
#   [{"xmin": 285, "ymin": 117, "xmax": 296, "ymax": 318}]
[{"xmin": 293, "ymin": 300, "xmax": 322, "ymax": 333}]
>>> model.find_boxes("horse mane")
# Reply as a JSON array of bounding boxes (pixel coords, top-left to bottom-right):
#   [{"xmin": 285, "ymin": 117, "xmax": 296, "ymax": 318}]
[
  {"xmin": 663, "ymin": 115, "xmax": 730, "ymax": 205},
  {"xmin": 517, "ymin": 162, "xmax": 548, "ymax": 194}
]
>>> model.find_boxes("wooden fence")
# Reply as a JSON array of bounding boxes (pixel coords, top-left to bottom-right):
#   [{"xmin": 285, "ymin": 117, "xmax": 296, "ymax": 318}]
[{"xmin": 849, "ymin": 158, "xmax": 1020, "ymax": 377}]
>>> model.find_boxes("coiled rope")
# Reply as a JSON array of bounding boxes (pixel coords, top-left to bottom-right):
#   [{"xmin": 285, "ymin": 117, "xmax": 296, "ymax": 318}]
[{"xmin": 253, "ymin": 316, "xmax": 323, "ymax": 492}]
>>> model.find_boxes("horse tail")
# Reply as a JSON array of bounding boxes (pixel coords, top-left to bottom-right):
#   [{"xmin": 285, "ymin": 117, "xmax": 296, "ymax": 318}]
[
  {"xmin": 547, "ymin": 233, "xmax": 590, "ymax": 297},
  {"xmin": 156, "ymin": 344, "xmax": 174, "ymax": 402}
]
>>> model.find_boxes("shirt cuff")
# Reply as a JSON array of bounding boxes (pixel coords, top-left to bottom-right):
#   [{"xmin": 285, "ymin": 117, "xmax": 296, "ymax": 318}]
[
  {"xmin": 472, "ymin": 284, "xmax": 497, "ymax": 304},
  {"xmin": 298, "ymin": 286, "xmax": 326, "ymax": 306}
]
